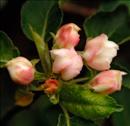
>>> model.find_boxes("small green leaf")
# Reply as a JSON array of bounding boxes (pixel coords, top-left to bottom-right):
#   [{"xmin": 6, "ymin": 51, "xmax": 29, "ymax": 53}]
[
  {"xmin": 30, "ymin": 27, "xmax": 52, "ymax": 73},
  {"xmin": 59, "ymin": 84, "xmax": 123, "ymax": 120},
  {"xmin": 34, "ymin": 71, "xmax": 47, "ymax": 81},
  {"xmin": 31, "ymin": 59, "xmax": 40, "ymax": 66},
  {"xmin": 48, "ymin": 94, "xmax": 59, "ymax": 105},
  {"xmin": 21, "ymin": 0, "xmax": 63, "ymax": 41},
  {"xmin": 30, "ymin": 59, "xmax": 48, "ymax": 81},
  {"xmin": 31, "ymin": 59, "xmax": 48, "ymax": 81},
  {"xmin": 0, "ymin": 31, "xmax": 19, "ymax": 68},
  {"xmin": 83, "ymin": 6, "xmax": 128, "ymax": 41}
]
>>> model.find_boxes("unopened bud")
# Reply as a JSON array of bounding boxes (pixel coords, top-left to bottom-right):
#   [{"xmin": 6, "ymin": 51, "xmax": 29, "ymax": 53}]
[
  {"xmin": 44, "ymin": 79, "xmax": 59, "ymax": 94},
  {"xmin": 6, "ymin": 57, "xmax": 35, "ymax": 85},
  {"xmin": 89, "ymin": 70, "xmax": 126, "ymax": 94},
  {"xmin": 55, "ymin": 23, "xmax": 80, "ymax": 48}
]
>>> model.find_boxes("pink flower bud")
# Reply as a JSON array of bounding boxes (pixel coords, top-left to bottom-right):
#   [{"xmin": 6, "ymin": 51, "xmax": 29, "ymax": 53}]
[
  {"xmin": 55, "ymin": 23, "xmax": 80, "ymax": 48},
  {"xmin": 50, "ymin": 48, "xmax": 83, "ymax": 80},
  {"xmin": 6, "ymin": 57, "xmax": 35, "ymax": 85},
  {"xmin": 89, "ymin": 70, "xmax": 126, "ymax": 94},
  {"xmin": 44, "ymin": 79, "xmax": 59, "ymax": 94},
  {"xmin": 83, "ymin": 34, "xmax": 119, "ymax": 71}
]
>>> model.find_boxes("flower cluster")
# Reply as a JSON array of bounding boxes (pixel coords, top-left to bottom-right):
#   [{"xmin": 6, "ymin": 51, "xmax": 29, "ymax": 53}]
[
  {"xmin": 5, "ymin": 23, "xmax": 126, "ymax": 95},
  {"xmin": 51, "ymin": 23, "xmax": 126, "ymax": 94}
]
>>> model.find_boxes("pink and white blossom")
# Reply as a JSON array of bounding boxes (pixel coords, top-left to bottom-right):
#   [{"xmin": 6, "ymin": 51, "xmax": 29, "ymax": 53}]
[
  {"xmin": 55, "ymin": 23, "xmax": 80, "ymax": 48},
  {"xmin": 6, "ymin": 57, "xmax": 35, "ymax": 85},
  {"xmin": 89, "ymin": 70, "xmax": 126, "ymax": 94},
  {"xmin": 83, "ymin": 34, "xmax": 119, "ymax": 71},
  {"xmin": 50, "ymin": 48, "xmax": 83, "ymax": 80}
]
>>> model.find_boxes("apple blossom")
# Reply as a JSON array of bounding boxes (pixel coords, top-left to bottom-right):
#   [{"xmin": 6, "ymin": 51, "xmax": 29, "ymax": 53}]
[
  {"xmin": 55, "ymin": 23, "xmax": 80, "ymax": 48},
  {"xmin": 83, "ymin": 34, "xmax": 119, "ymax": 71},
  {"xmin": 89, "ymin": 70, "xmax": 126, "ymax": 94},
  {"xmin": 50, "ymin": 48, "xmax": 83, "ymax": 80},
  {"xmin": 6, "ymin": 57, "xmax": 35, "ymax": 85}
]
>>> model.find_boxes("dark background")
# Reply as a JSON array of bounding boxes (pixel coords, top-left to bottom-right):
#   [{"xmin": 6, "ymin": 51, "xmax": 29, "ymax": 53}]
[{"xmin": 0, "ymin": 0, "xmax": 130, "ymax": 62}]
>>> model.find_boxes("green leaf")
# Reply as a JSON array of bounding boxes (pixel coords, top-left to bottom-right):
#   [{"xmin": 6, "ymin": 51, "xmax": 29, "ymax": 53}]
[
  {"xmin": 29, "ymin": 28, "xmax": 52, "ymax": 74},
  {"xmin": 34, "ymin": 71, "xmax": 47, "ymax": 81},
  {"xmin": 21, "ymin": 0, "xmax": 63, "ymax": 41},
  {"xmin": 31, "ymin": 59, "xmax": 40, "ymax": 66},
  {"xmin": 110, "ymin": 18, "xmax": 130, "ymax": 45},
  {"xmin": 83, "ymin": 6, "xmax": 129, "ymax": 43},
  {"xmin": 112, "ymin": 88, "xmax": 130, "ymax": 126},
  {"xmin": 71, "ymin": 116, "xmax": 96, "ymax": 126},
  {"xmin": 21, "ymin": 0, "xmax": 63, "ymax": 73},
  {"xmin": 59, "ymin": 84, "xmax": 123, "ymax": 120},
  {"xmin": 89, "ymin": 0, "xmax": 130, "ymax": 44},
  {"xmin": 0, "ymin": 31, "xmax": 19, "ymax": 68},
  {"xmin": 99, "ymin": 0, "xmax": 130, "ymax": 13},
  {"xmin": 31, "ymin": 59, "xmax": 48, "ymax": 81}
]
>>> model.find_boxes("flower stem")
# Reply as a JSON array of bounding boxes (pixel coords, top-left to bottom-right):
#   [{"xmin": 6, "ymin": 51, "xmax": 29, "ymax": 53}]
[
  {"xmin": 60, "ymin": 104, "xmax": 71, "ymax": 126},
  {"xmin": 70, "ymin": 77, "xmax": 89, "ymax": 83}
]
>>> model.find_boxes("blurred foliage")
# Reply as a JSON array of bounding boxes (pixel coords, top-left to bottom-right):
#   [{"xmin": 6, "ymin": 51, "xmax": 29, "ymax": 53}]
[
  {"xmin": 0, "ymin": 32, "xmax": 20, "ymax": 68},
  {"xmin": 4, "ymin": 95, "xmax": 59, "ymax": 126},
  {"xmin": 112, "ymin": 88, "xmax": 130, "ymax": 126},
  {"xmin": 21, "ymin": 0, "xmax": 63, "ymax": 41},
  {"xmin": 84, "ymin": 7, "xmax": 129, "ymax": 41},
  {"xmin": 0, "ymin": 0, "xmax": 7, "ymax": 10}
]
